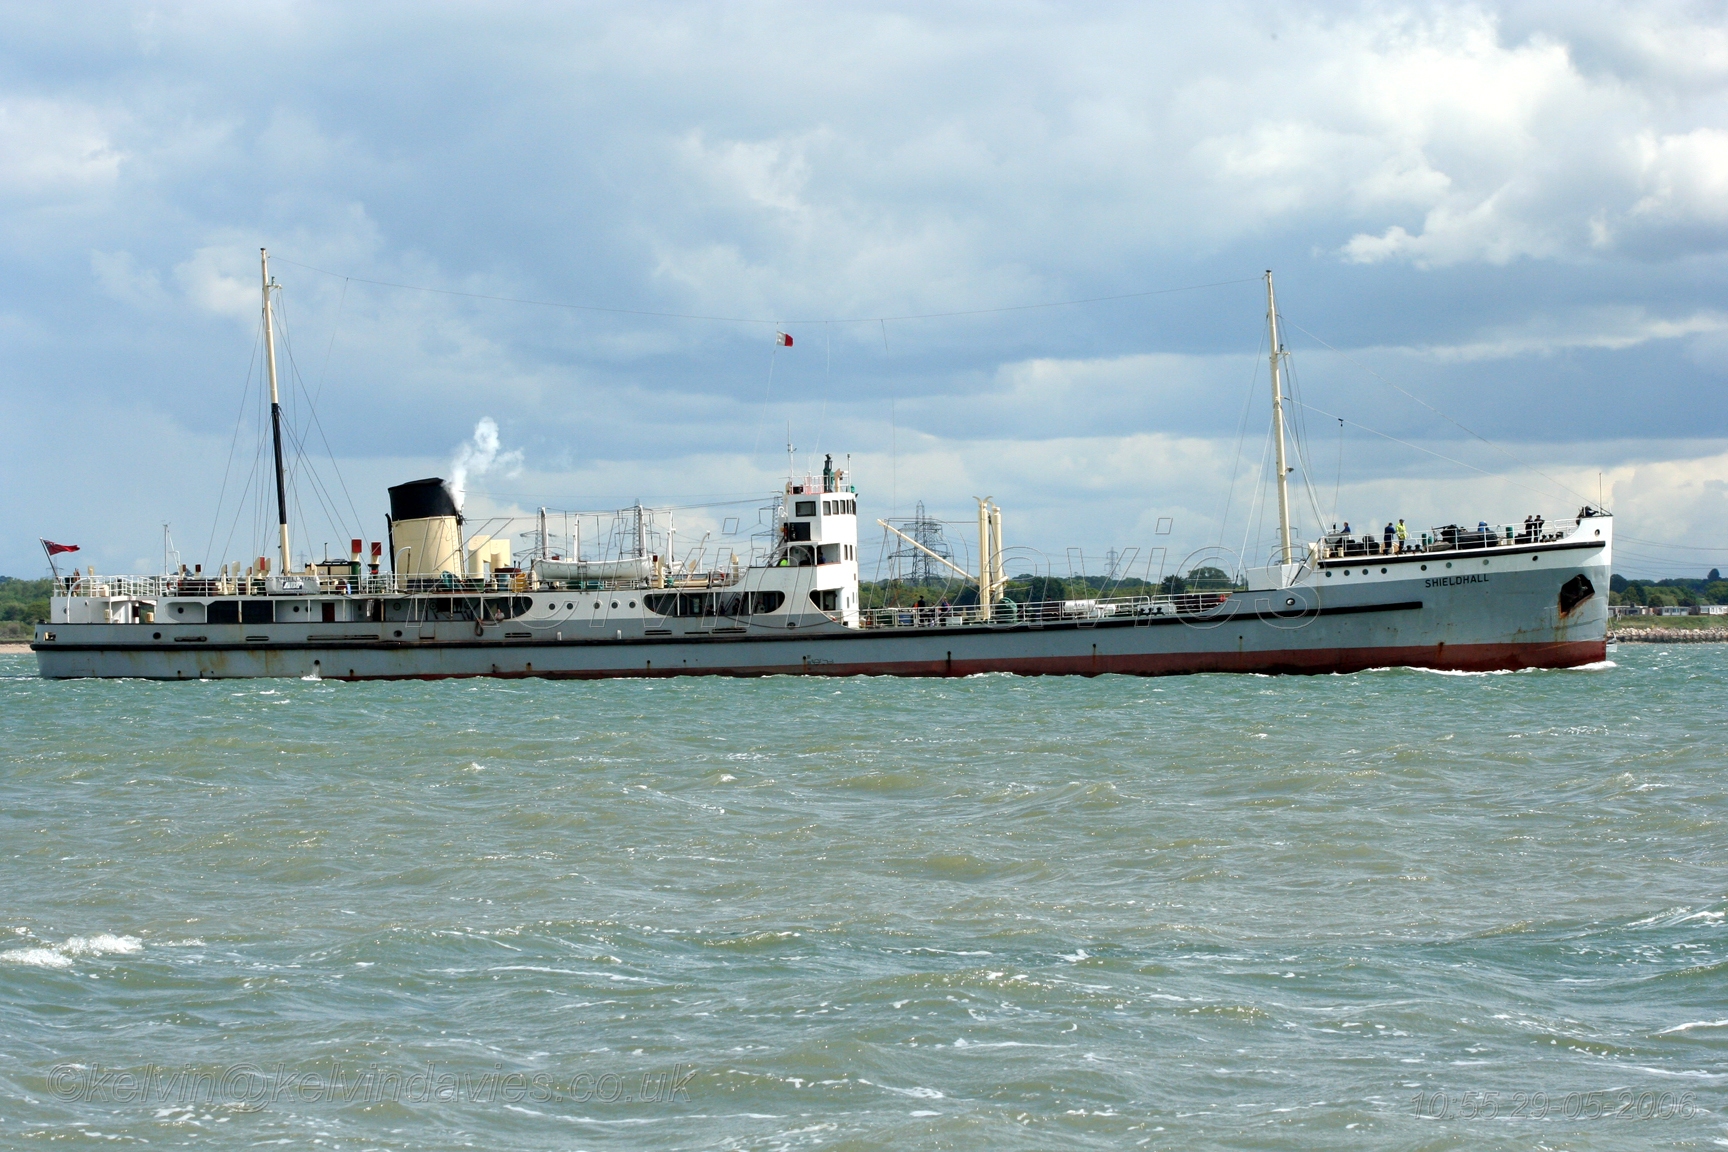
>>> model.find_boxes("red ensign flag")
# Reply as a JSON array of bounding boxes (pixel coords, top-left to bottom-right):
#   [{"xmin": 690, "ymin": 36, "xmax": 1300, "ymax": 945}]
[
  {"xmin": 42, "ymin": 540, "xmax": 80, "ymax": 555},
  {"xmin": 775, "ymin": 331, "xmax": 793, "ymax": 347}
]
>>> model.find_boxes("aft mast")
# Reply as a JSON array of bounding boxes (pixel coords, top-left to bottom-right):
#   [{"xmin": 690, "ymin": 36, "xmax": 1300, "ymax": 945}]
[
  {"xmin": 261, "ymin": 248, "xmax": 291, "ymax": 575},
  {"xmin": 1266, "ymin": 270, "xmax": 1293, "ymax": 567}
]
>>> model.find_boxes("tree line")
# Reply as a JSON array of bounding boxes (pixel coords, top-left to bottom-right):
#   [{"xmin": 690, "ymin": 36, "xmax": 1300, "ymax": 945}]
[
  {"xmin": 0, "ymin": 577, "xmax": 53, "ymax": 638},
  {"xmin": 860, "ymin": 567, "xmax": 1242, "ymax": 610},
  {"xmin": 1609, "ymin": 572, "xmax": 1728, "ymax": 608}
]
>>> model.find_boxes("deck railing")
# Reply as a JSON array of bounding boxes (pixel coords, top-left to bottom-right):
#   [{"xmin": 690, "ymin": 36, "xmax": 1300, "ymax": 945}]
[
  {"xmin": 1321, "ymin": 515, "xmax": 1596, "ymax": 560},
  {"xmin": 50, "ymin": 568, "xmax": 740, "ymax": 600},
  {"xmin": 858, "ymin": 591, "xmax": 1233, "ymax": 631}
]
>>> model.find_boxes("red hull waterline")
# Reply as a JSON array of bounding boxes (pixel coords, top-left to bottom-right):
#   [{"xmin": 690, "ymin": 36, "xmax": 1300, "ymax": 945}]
[{"xmin": 333, "ymin": 639, "xmax": 1608, "ymax": 682}]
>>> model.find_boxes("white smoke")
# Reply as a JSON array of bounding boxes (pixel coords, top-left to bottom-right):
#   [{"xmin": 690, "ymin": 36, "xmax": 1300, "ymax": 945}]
[{"xmin": 448, "ymin": 417, "xmax": 523, "ymax": 510}]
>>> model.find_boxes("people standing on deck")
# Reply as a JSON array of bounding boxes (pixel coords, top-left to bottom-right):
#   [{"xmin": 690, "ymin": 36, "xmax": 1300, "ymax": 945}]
[
  {"xmin": 1395, "ymin": 519, "xmax": 1407, "ymax": 553},
  {"xmin": 1384, "ymin": 523, "xmax": 1395, "ymax": 554}
]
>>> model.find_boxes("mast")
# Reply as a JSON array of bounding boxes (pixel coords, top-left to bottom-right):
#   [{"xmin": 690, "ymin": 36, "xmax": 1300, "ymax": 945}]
[
  {"xmin": 976, "ymin": 497, "xmax": 993, "ymax": 615},
  {"xmin": 261, "ymin": 248, "xmax": 291, "ymax": 574},
  {"xmin": 1266, "ymin": 271, "xmax": 1293, "ymax": 566}
]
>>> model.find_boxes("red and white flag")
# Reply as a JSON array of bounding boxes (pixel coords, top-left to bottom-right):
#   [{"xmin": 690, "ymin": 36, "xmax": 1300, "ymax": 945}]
[
  {"xmin": 41, "ymin": 540, "xmax": 80, "ymax": 555},
  {"xmin": 775, "ymin": 331, "xmax": 793, "ymax": 347}
]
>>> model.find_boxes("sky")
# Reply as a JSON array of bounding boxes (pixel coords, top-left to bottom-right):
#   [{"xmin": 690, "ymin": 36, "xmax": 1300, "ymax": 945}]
[{"xmin": 3, "ymin": 0, "xmax": 1727, "ymax": 582}]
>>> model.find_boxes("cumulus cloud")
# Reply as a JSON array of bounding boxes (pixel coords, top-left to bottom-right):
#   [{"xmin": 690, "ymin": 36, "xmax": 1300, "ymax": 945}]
[
  {"xmin": 1325, "ymin": 10, "xmax": 1728, "ymax": 266},
  {"xmin": 0, "ymin": 98, "xmax": 121, "ymax": 196},
  {"xmin": 3, "ymin": 1, "xmax": 1728, "ymax": 577}
]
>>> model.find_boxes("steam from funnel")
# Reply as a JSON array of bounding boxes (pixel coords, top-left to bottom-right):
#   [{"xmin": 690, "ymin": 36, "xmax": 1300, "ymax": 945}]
[{"xmin": 448, "ymin": 417, "xmax": 523, "ymax": 510}]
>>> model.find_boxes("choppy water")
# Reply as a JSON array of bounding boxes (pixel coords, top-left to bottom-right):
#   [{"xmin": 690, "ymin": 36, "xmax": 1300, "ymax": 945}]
[{"xmin": 2, "ymin": 648, "xmax": 1725, "ymax": 1150}]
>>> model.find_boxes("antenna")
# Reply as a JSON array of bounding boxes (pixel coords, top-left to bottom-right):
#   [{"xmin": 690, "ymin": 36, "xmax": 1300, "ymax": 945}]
[{"xmin": 161, "ymin": 523, "xmax": 180, "ymax": 578}]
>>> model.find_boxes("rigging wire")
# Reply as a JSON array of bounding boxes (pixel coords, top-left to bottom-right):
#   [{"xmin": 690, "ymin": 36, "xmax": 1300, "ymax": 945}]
[
  {"xmin": 1281, "ymin": 316, "xmax": 1594, "ymax": 508},
  {"xmin": 218, "ymin": 432, "xmax": 266, "ymax": 570},
  {"xmin": 813, "ymin": 323, "xmax": 831, "ymax": 460},
  {"xmin": 1332, "ymin": 416, "xmax": 1344, "ymax": 524},
  {"xmin": 270, "ymin": 256, "xmax": 1259, "ymax": 328},
  {"xmin": 1238, "ymin": 419, "xmax": 1275, "ymax": 573},
  {"xmin": 209, "ymin": 260, "xmax": 1634, "ymax": 570},
  {"xmin": 753, "ymin": 337, "xmax": 780, "ymax": 458},
  {"xmin": 310, "ymin": 276, "xmax": 349, "ymax": 412},
  {"xmin": 202, "ymin": 330, "xmax": 262, "ymax": 569},
  {"xmin": 1617, "ymin": 535, "xmax": 1728, "ymax": 554},
  {"xmin": 275, "ymin": 289, "xmax": 364, "ymax": 545},
  {"xmin": 1288, "ymin": 397, "xmax": 1590, "ymax": 508},
  {"xmin": 1280, "ymin": 349, "xmax": 1328, "ymax": 534},
  {"xmin": 217, "ymin": 359, "xmax": 269, "ymax": 571},
  {"xmin": 1215, "ymin": 327, "xmax": 1268, "ymax": 546}
]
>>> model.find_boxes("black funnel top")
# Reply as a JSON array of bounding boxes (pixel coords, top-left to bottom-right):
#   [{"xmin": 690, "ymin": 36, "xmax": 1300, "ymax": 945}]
[{"xmin": 388, "ymin": 478, "xmax": 461, "ymax": 522}]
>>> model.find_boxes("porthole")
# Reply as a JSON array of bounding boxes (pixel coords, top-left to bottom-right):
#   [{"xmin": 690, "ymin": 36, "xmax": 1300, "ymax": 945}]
[
  {"xmin": 1483, "ymin": 559, "xmax": 1490, "ymax": 566},
  {"xmin": 1532, "ymin": 556, "xmax": 1538, "ymax": 562},
  {"xmin": 1445, "ymin": 561, "xmax": 1452, "ymax": 568},
  {"xmin": 393, "ymin": 630, "xmax": 402, "ymax": 638},
  {"xmin": 1285, "ymin": 597, "xmax": 1296, "ymax": 606},
  {"xmin": 611, "ymin": 601, "xmax": 619, "ymax": 609},
  {"xmin": 1380, "ymin": 567, "xmax": 1387, "ymax": 574},
  {"xmin": 628, "ymin": 600, "xmax": 636, "ymax": 608},
  {"xmin": 1594, "ymin": 530, "xmax": 1601, "ymax": 537},
  {"xmin": 566, "ymin": 602, "xmax": 573, "ymax": 609},
  {"xmin": 593, "ymin": 602, "xmax": 600, "ymax": 609},
  {"xmin": 1420, "ymin": 564, "xmax": 1427, "ymax": 571},
  {"xmin": 1325, "ymin": 571, "xmax": 1332, "ymax": 578},
  {"xmin": 1361, "ymin": 569, "xmax": 1368, "ymax": 575},
  {"xmin": 153, "ymin": 632, "xmax": 162, "ymax": 639}
]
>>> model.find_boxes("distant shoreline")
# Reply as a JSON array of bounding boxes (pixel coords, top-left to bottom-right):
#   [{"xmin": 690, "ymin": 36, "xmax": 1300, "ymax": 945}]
[{"xmin": 0, "ymin": 642, "xmax": 32, "ymax": 655}]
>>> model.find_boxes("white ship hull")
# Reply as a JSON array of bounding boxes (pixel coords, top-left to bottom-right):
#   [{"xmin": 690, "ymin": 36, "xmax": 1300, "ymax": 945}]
[{"xmin": 34, "ymin": 529, "xmax": 1609, "ymax": 680}]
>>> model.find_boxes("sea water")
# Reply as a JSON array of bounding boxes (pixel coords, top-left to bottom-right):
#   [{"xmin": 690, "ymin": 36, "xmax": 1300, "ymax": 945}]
[{"xmin": 1, "ymin": 648, "xmax": 1724, "ymax": 1150}]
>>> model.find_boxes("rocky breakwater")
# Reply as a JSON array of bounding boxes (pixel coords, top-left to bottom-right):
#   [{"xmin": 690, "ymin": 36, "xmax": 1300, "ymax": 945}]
[{"xmin": 1610, "ymin": 625, "xmax": 1728, "ymax": 643}]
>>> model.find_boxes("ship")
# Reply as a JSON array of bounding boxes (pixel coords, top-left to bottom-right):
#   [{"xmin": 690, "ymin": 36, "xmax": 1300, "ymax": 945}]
[{"xmin": 32, "ymin": 256, "xmax": 1610, "ymax": 680}]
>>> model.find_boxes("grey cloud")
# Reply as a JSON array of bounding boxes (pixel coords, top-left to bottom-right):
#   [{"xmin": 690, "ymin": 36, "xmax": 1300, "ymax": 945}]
[{"xmin": 3, "ymin": 1, "xmax": 1728, "ymax": 577}]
